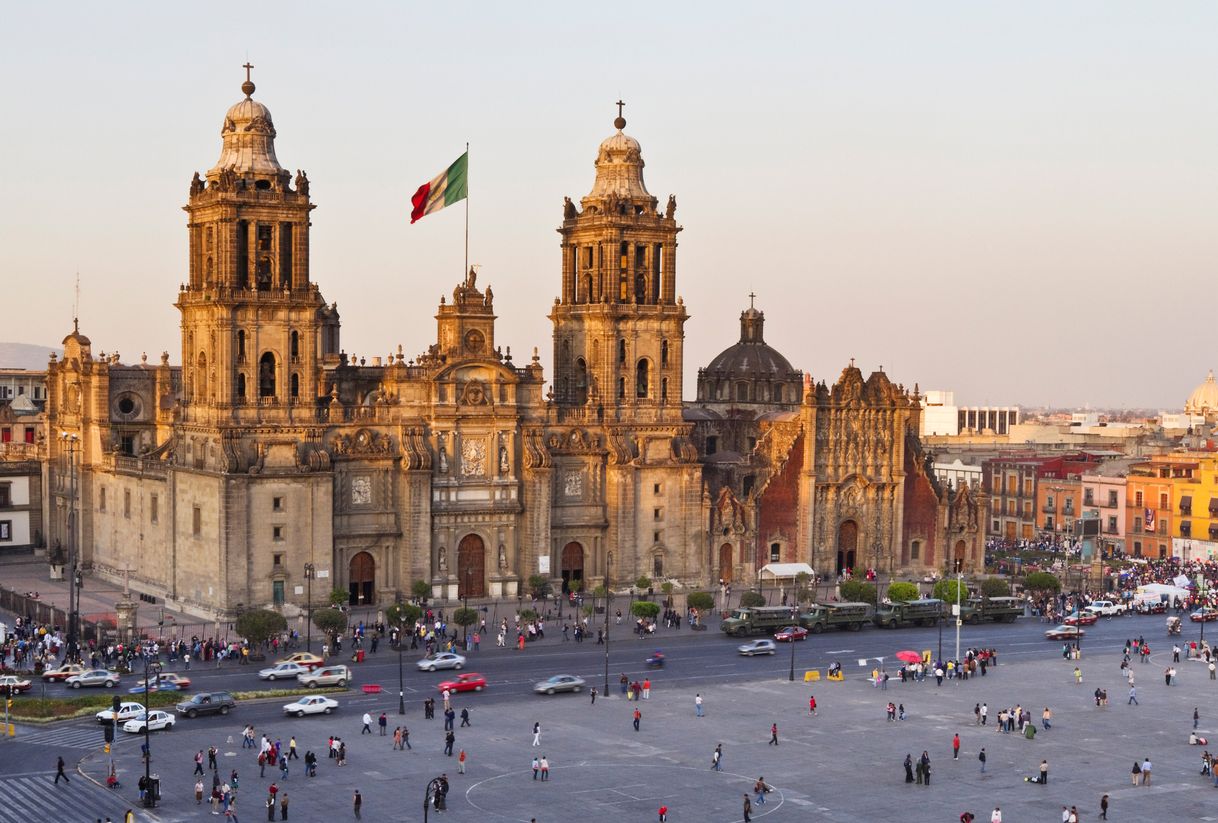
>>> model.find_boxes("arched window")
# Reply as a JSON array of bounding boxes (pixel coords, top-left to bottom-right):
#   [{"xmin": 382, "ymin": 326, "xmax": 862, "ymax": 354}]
[
  {"xmin": 617, "ymin": 377, "xmax": 626, "ymax": 399},
  {"xmin": 237, "ymin": 330, "xmax": 246, "ymax": 362},
  {"xmin": 653, "ymin": 553, "xmax": 664, "ymax": 577},
  {"xmin": 259, "ymin": 352, "xmax": 276, "ymax": 398},
  {"xmin": 736, "ymin": 382, "xmax": 750, "ymax": 403},
  {"xmin": 290, "ymin": 372, "xmax": 300, "ymax": 399},
  {"xmin": 618, "ymin": 339, "xmax": 627, "ymax": 364},
  {"xmin": 636, "ymin": 359, "xmax": 650, "ymax": 399},
  {"xmin": 290, "ymin": 331, "xmax": 299, "ymax": 360},
  {"xmin": 574, "ymin": 358, "xmax": 588, "ymax": 405},
  {"xmin": 661, "ymin": 377, "xmax": 668, "ymax": 402},
  {"xmin": 236, "ymin": 373, "xmax": 246, "ymax": 400},
  {"xmin": 196, "ymin": 351, "xmax": 208, "ymax": 401},
  {"xmin": 661, "ymin": 339, "xmax": 669, "ymax": 367}
]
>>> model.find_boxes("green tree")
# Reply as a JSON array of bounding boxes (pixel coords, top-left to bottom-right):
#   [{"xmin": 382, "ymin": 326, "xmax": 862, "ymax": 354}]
[
  {"xmin": 453, "ymin": 607, "xmax": 479, "ymax": 629},
  {"xmin": 886, "ymin": 581, "xmax": 920, "ymax": 602},
  {"xmin": 591, "ymin": 584, "xmax": 608, "ymax": 599},
  {"xmin": 631, "ymin": 601, "xmax": 661, "ymax": 620},
  {"xmin": 567, "ymin": 579, "xmax": 584, "ymax": 595},
  {"xmin": 981, "ymin": 577, "xmax": 1012, "ymax": 598},
  {"xmin": 312, "ymin": 608, "xmax": 348, "ymax": 641},
  {"xmin": 635, "ymin": 575, "xmax": 653, "ymax": 592},
  {"xmin": 933, "ymin": 578, "xmax": 970, "ymax": 603},
  {"xmin": 234, "ymin": 609, "xmax": 287, "ymax": 659},
  {"xmin": 328, "ymin": 588, "xmax": 349, "ymax": 608},
  {"xmin": 519, "ymin": 608, "xmax": 539, "ymax": 621},
  {"xmin": 411, "ymin": 580, "xmax": 431, "ymax": 601},
  {"xmin": 687, "ymin": 591, "xmax": 715, "ymax": 612},
  {"xmin": 840, "ymin": 580, "xmax": 877, "ymax": 605},
  {"xmin": 739, "ymin": 591, "xmax": 767, "ymax": 608},
  {"xmin": 527, "ymin": 575, "xmax": 551, "ymax": 599},
  {"xmin": 386, "ymin": 602, "xmax": 422, "ymax": 628},
  {"xmin": 1024, "ymin": 571, "xmax": 1061, "ymax": 595}
]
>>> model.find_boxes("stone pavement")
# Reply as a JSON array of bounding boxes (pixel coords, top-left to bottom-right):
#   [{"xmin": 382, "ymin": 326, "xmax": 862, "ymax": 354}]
[{"xmin": 65, "ymin": 635, "xmax": 1218, "ymax": 821}]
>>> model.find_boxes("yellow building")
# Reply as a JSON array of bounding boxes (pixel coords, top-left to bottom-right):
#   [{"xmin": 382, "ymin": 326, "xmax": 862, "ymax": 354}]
[{"xmin": 1127, "ymin": 453, "xmax": 1218, "ymax": 561}]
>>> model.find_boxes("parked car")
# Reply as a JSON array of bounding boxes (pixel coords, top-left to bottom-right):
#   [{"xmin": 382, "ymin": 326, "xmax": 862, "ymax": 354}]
[
  {"xmin": 282, "ymin": 695, "xmax": 339, "ymax": 717},
  {"xmin": 65, "ymin": 669, "xmax": 120, "ymax": 689},
  {"xmin": 259, "ymin": 662, "xmax": 309, "ymax": 681},
  {"xmin": 1190, "ymin": 607, "xmax": 1218, "ymax": 623},
  {"xmin": 298, "ymin": 665, "xmax": 351, "ymax": 688},
  {"xmin": 774, "ymin": 626, "xmax": 809, "ymax": 642},
  {"xmin": 1062, "ymin": 612, "xmax": 1098, "ymax": 626},
  {"xmin": 416, "ymin": 652, "xmax": 466, "ymax": 672},
  {"xmin": 41, "ymin": 663, "xmax": 88, "ymax": 682},
  {"xmin": 122, "ymin": 710, "xmax": 176, "ymax": 733},
  {"xmin": 533, "ymin": 675, "xmax": 585, "ymax": 695},
  {"xmin": 737, "ymin": 639, "xmax": 777, "ymax": 656},
  {"xmin": 275, "ymin": 652, "xmax": 325, "ymax": 671},
  {"xmin": 1045, "ymin": 624, "xmax": 1086, "ymax": 640},
  {"xmin": 176, "ymin": 691, "xmax": 236, "ymax": 719},
  {"xmin": 1135, "ymin": 600, "xmax": 1167, "ymax": 615},
  {"xmin": 1085, "ymin": 600, "xmax": 1127, "ymax": 617},
  {"xmin": 128, "ymin": 672, "xmax": 192, "ymax": 693},
  {"xmin": 0, "ymin": 675, "xmax": 32, "ymax": 694},
  {"xmin": 96, "ymin": 701, "xmax": 146, "ymax": 724},
  {"xmin": 437, "ymin": 673, "xmax": 487, "ymax": 693}
]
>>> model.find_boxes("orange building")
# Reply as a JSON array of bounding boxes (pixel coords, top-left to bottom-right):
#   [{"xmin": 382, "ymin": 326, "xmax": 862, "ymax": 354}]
[{"xmin": 1125, "ymin": 455, "xmax": 1198, "ymax": 559}]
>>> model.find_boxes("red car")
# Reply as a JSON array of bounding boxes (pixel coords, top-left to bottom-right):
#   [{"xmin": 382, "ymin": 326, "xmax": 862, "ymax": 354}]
[
  {"xmin": 1190, "ymin": 608, "xmax": 1218, "ymax": 623},
  {"xmin": 41, "ymin": 663, "xmax": 88, "ymax": 682},
  {"xmin": 774, "ymin": 626, "xmax": 809, "ymax": 642},
  {"xmin": 1063, "ymin": 612, "xmax": 1097, "ymax": 626},
  {"xmin": 437, "ymin": 673, "xmax": 487, "ymax": 693}
]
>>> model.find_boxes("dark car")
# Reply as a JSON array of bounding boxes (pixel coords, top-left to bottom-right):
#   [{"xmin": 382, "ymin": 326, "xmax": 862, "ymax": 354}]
[{"xmin": 175, "ymin": 691, "xmax": 236, "ymax": 719}]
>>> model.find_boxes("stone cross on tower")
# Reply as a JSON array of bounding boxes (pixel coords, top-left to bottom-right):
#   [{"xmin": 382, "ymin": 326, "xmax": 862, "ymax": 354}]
[
  {"xmin": 748, "ymin": 291, "xmax": 756, "ymax": 309},
  {"xmin": 243, "ymin": 62, "xmax": 254, "ymax": 82}
]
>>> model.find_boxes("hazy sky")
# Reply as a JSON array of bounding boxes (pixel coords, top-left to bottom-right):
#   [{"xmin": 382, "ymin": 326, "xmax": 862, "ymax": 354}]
[{"xmin": 2, "ymin": 2, "xmax": 1214, "ymax": 409}]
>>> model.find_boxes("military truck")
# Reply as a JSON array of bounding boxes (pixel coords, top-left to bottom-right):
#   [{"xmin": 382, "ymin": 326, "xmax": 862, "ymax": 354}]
[
  {"xmin": 720, "ymin": 606, "xmax": 798, "ymax": 637},
  {"xmin": 799, "ymin": 602, "xmax": 872, "ymax": 633},
  {"xmin": 960, "ymin": 596, "xmax": 1022, "ymax": 624},
  {"xmin": 873, "ymin": 598, "xmax": 944, "ymax": 629}
]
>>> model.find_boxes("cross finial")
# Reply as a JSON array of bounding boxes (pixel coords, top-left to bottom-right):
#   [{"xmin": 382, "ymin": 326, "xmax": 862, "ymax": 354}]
[
  {"xmin": 243, "ymin": 62, "xmax": 254, "ymax": 83},
  {"xmin": 850, "ymin": 357, "xmax": 855, "ymax": 368},
  {"xmin": 613, "ymin": 100, "xmax": 626, "ymax": 130},
  {"xmin": 748, "ymin": 291, "xmax": 756, "ymax": 309},
  {"xmin": 616, "ymin": 99, "xmax": 625, "ymax": 118}
]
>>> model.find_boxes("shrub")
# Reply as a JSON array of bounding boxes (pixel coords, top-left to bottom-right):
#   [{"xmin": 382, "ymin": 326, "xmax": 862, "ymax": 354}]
[
  {"xmin": 387, "ymin": 603, "xmax": 422, "ymax": 628},
  {"xmin": 886, "ymin": 581, "xmax": 920, "ymax": 602},
  {"xmin": 687, "ymin": 591, "xmax": 715, "ymax": 611},
  {"xmin": 567, "ymin": 579, "xmax": 584, "ymax": 594},
  {"xmin": 452, "ymin": 607, "xmax": 479, "ymax": 628},
  {"xmin": 933, "ymin": 578, "xmax": 970, "ymax": 603},
  {"xmin": 519, "ymin": 608, "xmax": 539, "ymax": 621},
  {"xmin": 312, "ymin": 608, "xmax": 348, "ymax": 639},
  {"xmin": 527, "ymin": 575, "xmax": 551, "ymax": 599},
  {"xmin": 981, "ymin": 578, "xmax": 1011, "ymax": 598},
  {"xmin": 631, "ymin": 601, "xmax": 661, "ymax": 620},
  {"xmin": 328, "ymin": 588, "xmax": 349, "ymax": 608},
  {"xmin": 1024, "ymin": 571, "xmax": 1061, "ymax": 594},
  {"xmin": 411, "ymin": 580, "xmax": 432, "ymax": 601},
  {"xmin": 635, "ymin": 575, "xmax": 653, "ymax": 591},
  {"xmin": 739, "ymin": 591, "xmax": 767, "ymax": 608},
  {"xmin": 840, "ymin": 580, "xmax": 877, "ymax": 605},
  {"xmin": 235, "ymin": 609, "xmax": 287, "ymax": 655}
]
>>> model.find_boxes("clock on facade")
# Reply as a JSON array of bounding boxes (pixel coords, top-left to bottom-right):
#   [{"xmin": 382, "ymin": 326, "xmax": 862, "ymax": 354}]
[{"xmin": 463, "ymin": 329, "xmax": 485, "ymax": 354}]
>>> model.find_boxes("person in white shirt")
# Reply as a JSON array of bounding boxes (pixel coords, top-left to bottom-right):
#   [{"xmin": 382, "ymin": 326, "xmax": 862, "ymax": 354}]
[{"xmin": 991, "ymin": 807, "xmax": 1001, "ymax": 823}]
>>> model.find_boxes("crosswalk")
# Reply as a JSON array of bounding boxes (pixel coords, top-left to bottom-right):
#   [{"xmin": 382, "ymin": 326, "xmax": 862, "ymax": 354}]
[
  {"xmin": 0, "ymin": 772, "xmax": 131, "ymax": 823},
  {"xmin": 13, "ymin": 723, "xmax": 135, "ymax": 750}
]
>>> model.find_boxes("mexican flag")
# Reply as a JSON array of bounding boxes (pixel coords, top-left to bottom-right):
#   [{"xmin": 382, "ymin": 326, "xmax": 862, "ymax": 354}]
[{"xmin": 410, "ymin": 151, "xmax": 468, "ymax": 223}]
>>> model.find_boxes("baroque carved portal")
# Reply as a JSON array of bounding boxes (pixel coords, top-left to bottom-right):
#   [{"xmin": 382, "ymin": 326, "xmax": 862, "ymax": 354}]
[{"xmin": 461, "ymin": 438, "xmax": 486, "ymax": 477}]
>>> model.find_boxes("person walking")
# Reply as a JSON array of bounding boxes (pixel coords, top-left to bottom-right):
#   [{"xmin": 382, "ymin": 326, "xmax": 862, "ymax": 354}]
[
  {"xmin": 460, "ymin": 708, "xmax": 470, "ymax": 727},
  {"xmin": 1130, "ymin": 760, "xmax": 1141, "ymax": 785},
  {"xmin": 742, "ymin": 794, "xmax": 752, "ymax": 823},
  {"xmin": 1140, "ymin": 756, "xmax": 1151, "ymax": 786},
  {"xmin": 1073, "ymin": 666, "xmax": 1082, "ymax": 685},
  {"xmin": 352, "ymin": 790, "xmax": 362, "ymax": 819},
  {"xmin": 444, "ymin": 730, "xmax": 455, "ymax": 757},
  {"xmin": 195, "ymin": 750, "xmax": 206, "ymax": 775},
  {"xmin": 990, "ymin": 808, "xmax": 1001, "ymax": 823},
  {"xmin": 532, "ymin": 722, "xmax": 541, "ymax": 746},
  {"xmin": 1128, "ymin": 685, "xmax": 1138, "ymax": 705},
  {"xmin": 54, "ymin": 756, "xmax": 69, "ymax": 785},
  {"xmin": 953, "ymin": 733, "xmax": 960, "ymax": 760},
  {"xmin": 195, "ymin": 778, "xmax": 205, "ymax": 804},
  {"xmin": 402, "ymin": 726, "xmax": 412, "ymax": 750},
  {"xmin": 378, "ymin": 713, "xmax": 387, "ymax": 736},
  {"xmin": 642, "ymin": 678, "xmax": 651, "ymax": 699},
  {"xmin": 920, "ymin": 751, "xmax": 932, "ymax": 786},
  {"xmin": 287, "ymin": 737, "xmax": 298, "ymax": 760},
  {"xmin": 279, "ymin": 793, "xmax": 288, "ymax": 821},
  {"xmin": 457, "ymin": 749, "xmax": 466, "ymax": 774},
  {"xmin": 590, "ymin": 687, "xmax": 597, "ymax": 705},
  {"xmin": 1100, "ymin": 793, "xmax": 1108, "ymax": 820},
  {"xmin": 978, "ymin": 747, "xmax": 986, "ymax": 774},
  {"xmin": 904, "ymin": 753, "xmax": 914, "ymax": 782},
  {"xmin": 695, "ymin": 693, "xmax": 704, "ymax": 717},
  {"xmin": 531, "ymin": 756, "xmax": 540, "ymax": 779},
  {"xmin": 1195, "ymin": 707, "xmax": 1200, "ymax": 729},
  {"xmin": 808, "ymin": 695, "xmax": 817, "ymax": 716},
  {"xmin": 974, "ymin": 703, "xmax": 981, "ymax": 725},
  {"xmin": 769, "ymin": 723, "xmax": 779, "ymax": 746},
  {"xmin": 712, "ymin": 743, "xmax": 723, "ymax": 771},
  {"xmin": 633, "ymin": 708, "xmax": 641, "ymax": 732},
  {"xmin": 361, "ymin": 713, "xmax": 372, "ymax": 734},
  {"xmin": 539, "ymin": 755, "xmax": 550, "ymax": 781}
]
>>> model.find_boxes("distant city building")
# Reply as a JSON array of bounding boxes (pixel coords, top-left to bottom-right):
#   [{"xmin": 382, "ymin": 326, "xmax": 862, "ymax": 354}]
[
  {"xmin": 0, "ymin": 382, "xmax": 46, "ymax": 550},
  {"xmin": 1185, "ymin": 370, "xmax": 1218, "ymax": 422},
  {"xmin": 918, "ymin": 390, "xmax": 1019, "ymax": 436},
  {"xmin": 0, "ymin": 368, "xmax": 47, "ymax": 402}
]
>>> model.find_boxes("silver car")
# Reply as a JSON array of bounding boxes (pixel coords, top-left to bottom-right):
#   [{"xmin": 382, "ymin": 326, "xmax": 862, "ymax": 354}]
[
  {"xmin": 533, "ymin": 674, "xmax": 585, "ymax": 695},
  {"xmin": 416, "ymin": 652, "xmax": 466, "ymax": 672},
  {"xmin": 737, "ymin": 639, "xmax": 777, "ymax": 656},
  {"xmin": 66, "ymin": 669, "xmax": 120, "ymax": 688}
]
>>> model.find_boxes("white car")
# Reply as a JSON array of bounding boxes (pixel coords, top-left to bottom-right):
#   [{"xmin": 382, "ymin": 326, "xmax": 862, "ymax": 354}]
[
  {"xmin": 258, "ymin": 662, "xmax": 309, "ymax": 681},
  {"xmin": 123, "ymin": 710, "xmax": 176, "ymax": 733},
  {"xmin": 1085, "ymin": 601, "xmax": 1127, "ymax": 617},
  {"xmin": 66, "ymin": 669, "xmax": 120, "ymax": 689},
  {"xmin": 737, "ymin": 639, "xmax": 777, "ymax": 656},
  {"xmin": 282, "ymin": 695, "xmax": 339, "ymax": 717},
  {"xmin": 416, "ymin": 652, "xmax": 466, "ymax": 672},
  {"xmin": 96, "ymin": 701, "xmax": 146, "ymax": 724}
]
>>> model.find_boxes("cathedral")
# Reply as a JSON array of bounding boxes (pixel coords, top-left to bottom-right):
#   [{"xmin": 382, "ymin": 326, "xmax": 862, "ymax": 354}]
[{"xmin": 41, "ymin": 73, "xmax": 983, "ymax": 621}]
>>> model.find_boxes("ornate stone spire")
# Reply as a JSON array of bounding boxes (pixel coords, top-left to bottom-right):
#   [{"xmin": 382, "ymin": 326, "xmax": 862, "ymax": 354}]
[
  {"xmin": 584, "ymin": 100, "xmax": 653, "ymax": 205},
  {"xmin": 208, "ymin": 64, "xmax": 284, "ymax": 180}
]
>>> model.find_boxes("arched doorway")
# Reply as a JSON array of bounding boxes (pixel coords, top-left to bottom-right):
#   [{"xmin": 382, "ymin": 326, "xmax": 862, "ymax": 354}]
[
  {"xmin": 719, "ymin": 543, "xmax": 733, "ymax": 583},
  {"xmin": 457, "ymin": 534, "xmax": 486, "ymax": 598},
  {"xmin": 954, "ymin": 539, "xmax": 968, "ymax": 571},
  {"xmin": 348, "ymin": 551, "xmax": 375, "ymax": 606},
  {"xmin": 561, "ymin": 542, "xmax": 584, "ymax": 593},
  {"xmin": 836, "ymin": 520, "xmax": 858, "ymax": 575}
]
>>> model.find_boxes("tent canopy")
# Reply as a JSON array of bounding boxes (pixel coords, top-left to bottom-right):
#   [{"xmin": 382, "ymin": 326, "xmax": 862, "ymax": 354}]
[{"xmin": 758, "ymin": 562, "xmax": 815, "ymax": 581}]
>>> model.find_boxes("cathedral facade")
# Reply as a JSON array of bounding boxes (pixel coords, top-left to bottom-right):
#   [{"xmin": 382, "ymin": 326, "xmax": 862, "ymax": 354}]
[{"xmin": 42, "ymin": 75, "xmax": 982, "ymax": 621}]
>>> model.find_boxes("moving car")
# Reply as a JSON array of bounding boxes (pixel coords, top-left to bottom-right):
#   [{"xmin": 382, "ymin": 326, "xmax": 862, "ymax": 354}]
[
  {"xmin": 276, "ymin": 652, "xmax": 325, "ymax": 671},
  {"xmin": 416, "ymin": 652, "xmax": 466, "ymax": 672},
  {"xmin": 176, "ymin": 691, "xmax": 236, "ymax": 719},
  {"xmin": 259, "ymin": 662, "xmax": 309, "ymax": 681},
  {"xmin": 533, "ymin": 675, "xmax": 585, "ymax": 695},
  {"xmin": 774, "ymin": 626, "xmax": 809, "ymax": 642},
  {"xmin": 41, "ymin": 663, "xmax": 88, "ymax": 682},
  {"xmin": 282, "ymin": 695, "xmax": 339, "ymax": 717},
  {"xmin": 737, "ymin": 639, "xmax": 777, "ymax": 656},
  {"xmin": 128, "ymin": 672, "xmax": 192, "ymax": 693},
  {"xmin": 298, "ymin": 665, "xmax": 351, "ymax": 688},
  {"xmin": 96, "ymin": 701, "xmax": 145, "ymax": 724},
  {"xmin": 1045, "ymin": 624, "xmax": 1086, "ymax": 640},
  {"xmin": 437, "ymin": 672, "xmax": 486, "ymax": 693},
  {"xmin": 1062, "ymin": 612, "xmax": 1098, "ymax": 627},
  {"xmin": 65, "ymin": 669, "xmax": 120, "ymax": 689},
  {"xmin": 0, "ymin": 675, "xmax": 32, "ymax": 694},
  {"xmin": 1190, "ymin": 607, "xmax": 1218, "ymax": 623},
  {"xmin": 122, "ymin": 710, "xmax": 176, "ymax": 733},
  {"xmin": 1085, "ymin": 600, "xmax": 1127, "ymax": 617}
]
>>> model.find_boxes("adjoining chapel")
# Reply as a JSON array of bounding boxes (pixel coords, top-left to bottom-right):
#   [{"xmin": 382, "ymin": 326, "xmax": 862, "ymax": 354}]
[{"xmin": 42, "ymin": 73, "xmax": 983, "ymax": 620}]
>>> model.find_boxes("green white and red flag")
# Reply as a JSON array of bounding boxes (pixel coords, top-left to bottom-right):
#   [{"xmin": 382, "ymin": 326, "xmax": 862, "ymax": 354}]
[{"xmin": 410, "ymin": 152, "xmax": 468, "ymax": 223}]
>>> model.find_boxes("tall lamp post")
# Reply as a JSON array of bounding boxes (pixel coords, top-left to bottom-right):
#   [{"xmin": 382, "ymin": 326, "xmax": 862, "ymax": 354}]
[
  {"xmin": 397, "ymin": 611, "xmax": 406, "ymax": 715},
  {"xmin": 603, "ymin": 575, "xmax": 612, "ymax": 696},
  {"xmin": 423, "ymin": 775, "xmax": 446, "ymax": 822},
  {"xmin": 788, "ymin": 603, "xmax": 798, "ymax": 681},
  {"xmin": 60, "ymin": 432, "xmax": 80, "ymax": 662},
  {"xmin": 461, "ymin": 570, "xmax": 471, "ymax": 647},
  {"xmin": 141, "ymin": 656, "xmax": 163, "ymax": 807},
  {"xmin": 303, "ymin": 563, "xmax": 316, "ymax": 654}
]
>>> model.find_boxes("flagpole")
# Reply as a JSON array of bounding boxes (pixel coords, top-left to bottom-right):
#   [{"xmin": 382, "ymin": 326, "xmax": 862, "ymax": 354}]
[{"xmin": 464, "ymin": 142, "xmax": 470, "ymax": 279}]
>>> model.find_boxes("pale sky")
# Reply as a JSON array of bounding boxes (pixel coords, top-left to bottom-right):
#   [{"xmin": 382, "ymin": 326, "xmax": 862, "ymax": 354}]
[{"xmin": 2, "ymin": 2, "xmax": 1215, "ymax": 409}]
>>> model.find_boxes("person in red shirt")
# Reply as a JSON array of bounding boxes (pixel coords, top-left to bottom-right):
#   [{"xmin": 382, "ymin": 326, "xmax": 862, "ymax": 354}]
[
  {"xmin": 953, "ymin": 733, "xmax": 961, "ymax": 760},
  {"xmin": 809, "ymin": 695, "xmax": 817, "ymax": 715},
  {"xmin": 658, "ymin": 805, "xmax": 668, "ymax": 822}
]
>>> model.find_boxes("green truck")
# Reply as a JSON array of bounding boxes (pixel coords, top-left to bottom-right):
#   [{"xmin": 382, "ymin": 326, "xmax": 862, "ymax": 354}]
[
  {"xmin": 960, "ymin": 596, "xmax": 1022, "ymax": 624},
  {"xmin": 799, "ymin": 602, "xmax": 871, "ymax": 633},
  {"xmin": 720, "ymin": 606, "xmax": 797, "ymax": 637},
  {"xmin": 873, "ymin": 598, "xmax": 944, "ymax": 629}
]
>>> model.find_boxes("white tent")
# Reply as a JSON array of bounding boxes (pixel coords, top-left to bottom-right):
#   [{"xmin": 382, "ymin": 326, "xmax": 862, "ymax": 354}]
[{"xmin": 758, "ymin": 563, "xmax": 815, "ymax": 582}]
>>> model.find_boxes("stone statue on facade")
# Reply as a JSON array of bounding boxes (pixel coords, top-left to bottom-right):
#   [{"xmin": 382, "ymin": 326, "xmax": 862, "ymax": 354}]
[
  {"xmin": 294, "ymin": 169, "xmax": 309, "ymax": 197},
  {"xmin": 190, "ymin": 172, "xmax": 204, "ymax": 196},
  {"xmin": 563, "ymin": 196, "xmax": 577, "ymax": 219},
  {"xmin": 438, "ymin": 547, "xmax": 447, "ymax": 572},
  {"xmin": 498, "ymin": 544, "xmax": 507, "ymax": 569},
  {"xmin": 465, "ymin": 266, "xmax": 477, "ymax": 289},
  {"xmin": 665, "ymin": 194, "xmax": 676, "ymax": 219},
  {"xmin": 499, "ymin": 444, "xmax": 509, "ymax": 474}
]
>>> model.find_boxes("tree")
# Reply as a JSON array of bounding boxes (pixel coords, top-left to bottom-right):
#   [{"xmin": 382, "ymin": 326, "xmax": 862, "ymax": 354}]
[
  {"xmin": 794, "ymin": 572, "xmax": 814, "ymax": 605},
  {"xmin": 840, "ymin": 580, "xmax": 877, "ymax": 605},
  {"xmin": 591, "ymin": 584, "xmax": 608, "ymax": 599},
  {"xmin": 312, "ymin": 608, "xmax": 348, "ymax": 642},
  {"xmin": 567, "ymin": 579, "xmax": 584, "ymax": 595},
  {"xmin": 527, "ymin": 575, "xmax": 551, "ymax": 599},
  {"xmin": 1024, "ymin": 571, "xmax": 1061, "ymax": 595},
  {"xmin": 631, "ymin": 601, "xmax": 660, "ymax": 620},
  {"xmin": 386, "ymin": 602, "xmax": 422, "ymax": 628},
  {"xmin": 327, "ymin": 588, "xmax": 349, "ymax": 608},
  {"xmin": 411, "ymin": 580, "xmax": 431, "ymax": 602},
  {"xmin": 234, "ymin": 609, "xmax": 287, "ymax": 659},
  {"xmin": 934, "ymin": 578, "xmax": 969, "ymax": 603},
  {"xmin": 687, "ymin": 591, "xmax": 715, "ymax": 612},
  {"xmin": 739, "ymin": 591, "xmax": 767, "ymax": 608},
  {"xmin": 453, "ymin": 608, "xmax": 479, "ymax": 630},
  {"xmin": 519, "ymin": 608, "xmax": 539, "ymax": 621},
  {"xmin": 981, "ymin": 577, "xmax": 1011, "ymax": 598},
  {"xmin": 635, "ymin": 575, "xmax": 653, "ymax": 592},
  {"xmin": 886, "ymin": 581, "xmax": 920, "ymax": 602}
]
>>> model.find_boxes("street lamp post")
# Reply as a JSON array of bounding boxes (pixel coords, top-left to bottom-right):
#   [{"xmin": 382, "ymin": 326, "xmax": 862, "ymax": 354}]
[
  {"xmin": 788, "ymin": 604, "xmax": 797, "ymax": 682},
  {"xmin": 954, "ymin": 572, "xmax": 963, "ymax": 665},
  {"xmin": 397, "ymin": 613, "xmax": 406, "ymax": 715},
  {"xmin": 603, "ymin": 576, "xmax": 612, "ymax": 697},
  {"xmin": 303, "ymin": 563, "xmax": 316, "ymax": 654},
  {"xmin": 60, "ymin": 432, "xmax": 80, "ymax": 663},
  {"xmin": 461, "ymin": 570, "xmax": 471, "ymax": 647},
  {"xmin": 141, "ymin": 655, "xmax": 163, "ymax": 808},
  {"xmin": 423, "ymin": 775, "xmax": 445, "ymax": 822}
]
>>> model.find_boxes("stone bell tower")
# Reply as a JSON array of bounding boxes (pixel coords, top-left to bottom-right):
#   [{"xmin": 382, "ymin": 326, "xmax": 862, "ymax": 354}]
[
  {"xmin": 550, "ymin": 103, "xmax": 687, "ymax": 422},
  {"xmin": 177, "ymin": 65, "xmax": 339, "ymax": 424}
]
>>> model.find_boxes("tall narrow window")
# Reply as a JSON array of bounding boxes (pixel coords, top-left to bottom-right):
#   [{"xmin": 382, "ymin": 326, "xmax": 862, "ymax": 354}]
[
  {"xmin": 236, "ymin": 373, "xmax": 246, "ymax": 400},
  {"xmin": 259, "ymin": 352, "xmax": 276, "ymax": 398},
  {"xmin": 574, "ymin": 358, "xmax": 588, "ymax": 405},
  {"xmin": 237, "ymin": 330, "xmax": 246, "ymax": 362},
  {"xmin": 290, "ymin": 373, "xmax": 300, "ymax": 399},
  {"xmin": 636, "ymin": 359, "xmax": 650, "ymax": 399},
  {"xmin": 197, "ymin": 351, "xmax": 208, "ymax": 401},
  {"xmin": 661, "ymin": 339, "xmax": 669, "ymax": 367},
  {"xmin": 661, "ymin": 377, "xmax": 668, "ymax": 401},
  {"xmin": 618, "ymin": 339, "xmax": 627, "ymax": 364},
  {"xmin": 290, "ymin": 331, "xmax": 299, "ymax": 360},
  {"xmin": 236, "ymin": 220, "xmax": 249, "ymax": 288},
  {"xmin": 617, "ymin": 377, "xmax": 626, "ymax": 399},
  {"xmin": 279, "ymin": 222, "xmax": 293, "ymax": 288}
]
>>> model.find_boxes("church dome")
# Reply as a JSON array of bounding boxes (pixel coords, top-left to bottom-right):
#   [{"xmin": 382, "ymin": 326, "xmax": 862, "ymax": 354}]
[
  {"xmin": 584, "ymin": 110, "xmax": 652, "ymax": 204},
  {"xmin": 1186, "ymin": 370, "xmax": 1218, "ymax": 415},
  {"xmin": 208, "ymin": 75, "xmax": 284, "ymax": 180},
  {"xmin": 697, "ymin": 302, "xmax": 802, "ymax": 406}
]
